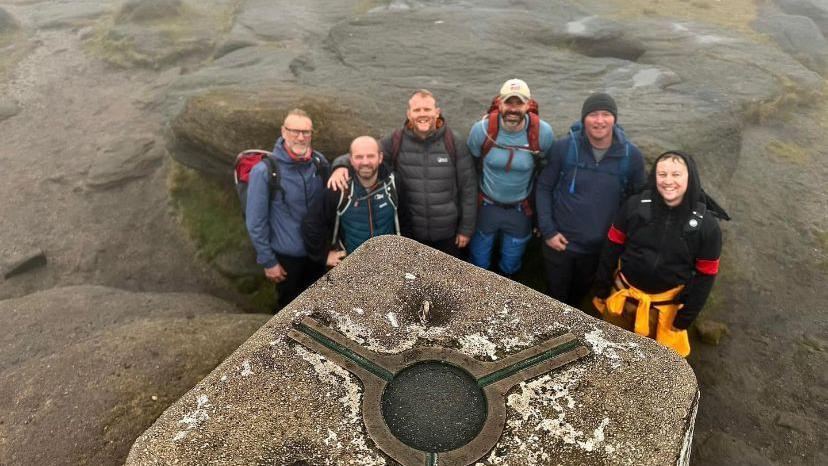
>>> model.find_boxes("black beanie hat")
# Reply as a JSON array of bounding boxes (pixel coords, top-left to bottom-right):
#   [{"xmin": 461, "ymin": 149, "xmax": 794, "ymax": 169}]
[{"xmin": 581, "ymin": 92, "xmax": 618, "ymax": 122}]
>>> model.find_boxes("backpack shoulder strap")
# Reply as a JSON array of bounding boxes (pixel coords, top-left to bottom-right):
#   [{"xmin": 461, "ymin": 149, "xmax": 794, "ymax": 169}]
[
  {"xmin": 480, "ymin": 113, "xmax": 499, "ymax": 158},
  {"xmin": 385, "ymin": 173, "xmax": 401, "ymax": 235},
  {"xmin": 390, "ymin": 129, "xmax": 404, "ymax": 170},
  {"xmin": 443, "ymin": 128, "xmax": 457, "ymax": 164},
  {"xmin": 261, "ymin": 155, "xmax": 284, "ymax": 202},
  {"xmin": 562, "ymin": 129, "xmax": 581, "ymax": 194},
  {"xmin": 617, "ymin": 141, "xmax": 631, "ymax": 196},
  {"xmin": 311, "ymin": 152, "xmax": 329, "ymax": 181},
  {"xmin": 527, "ymin": 113, "xmax": 541, "ymax": 153},
  {"xmin": 331, "ymin": 181, "xmax": 354, "ymax": 246},
  {"xmin": 681, "ymin": 200, "xmax": 708, "ymax": 256}
]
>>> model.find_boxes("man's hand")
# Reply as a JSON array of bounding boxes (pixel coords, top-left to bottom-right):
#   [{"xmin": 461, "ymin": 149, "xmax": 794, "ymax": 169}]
[
  {"xmin": 326, "ymin": 167, "xmax": 350, "ymax": 191},
  {"xmin": 326, "ymin": 250, "xmax": 346, "ymax": 268},
  {"xmin": 455, "ymin": 234, "xmax": 470, "ymax": 248},
  {"xmin": 264, "ymin": 264, "xmax": 287, "ymax": 283},
  {"xmin": 545, "ymin": 233, "xmax": 569, "ymax": 252}
]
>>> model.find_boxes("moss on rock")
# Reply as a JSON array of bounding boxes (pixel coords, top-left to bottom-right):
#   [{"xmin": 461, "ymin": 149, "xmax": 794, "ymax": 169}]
[
  {"xmin": 767, "ymin": 139, "xmax": 811, "ymax": 165},
  {"xmin": 168, "ymin": 161, "xmax": 277, "ymax": 311},
  {"xmin": 91, "ymin": 0, "xmax": 233, "ymax": 69}
]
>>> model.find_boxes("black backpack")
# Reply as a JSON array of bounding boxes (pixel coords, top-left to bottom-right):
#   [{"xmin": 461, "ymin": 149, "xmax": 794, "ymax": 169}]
[{"xmin": 388, "ymin": 127, "xmax": 457, "ymax": 169}]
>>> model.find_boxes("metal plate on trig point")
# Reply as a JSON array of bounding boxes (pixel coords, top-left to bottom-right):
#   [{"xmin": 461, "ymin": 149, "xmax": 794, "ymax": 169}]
[{"xmin": 288, "ymin": 317, "xmax": 590, "ymax": 466}]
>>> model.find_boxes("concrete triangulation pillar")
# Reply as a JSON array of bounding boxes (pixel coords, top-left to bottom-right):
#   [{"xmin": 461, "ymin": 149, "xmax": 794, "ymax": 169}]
[{"xmin": 127, "ymin": 236, "xmax": 698, "ymax": 466}]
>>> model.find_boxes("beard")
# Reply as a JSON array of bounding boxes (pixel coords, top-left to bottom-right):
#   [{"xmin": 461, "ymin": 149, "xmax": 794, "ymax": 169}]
[
  {"xmin": 501, "ymin": 110, "xmax": 525, "ymax": 129},
  {"xmin": 357, "ymin": 166, "xmax": 378, "ymax": 181}
]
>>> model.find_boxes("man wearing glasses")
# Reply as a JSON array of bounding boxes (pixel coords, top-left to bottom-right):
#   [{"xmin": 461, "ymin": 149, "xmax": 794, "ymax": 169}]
[{"xmin": 245, "ymin": 108, "xmax": 330, "ymax": 311}]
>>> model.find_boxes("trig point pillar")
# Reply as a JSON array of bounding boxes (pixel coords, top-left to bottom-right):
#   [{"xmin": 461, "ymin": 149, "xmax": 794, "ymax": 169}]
[{"xmin": 127, "ymin": 236, "xmax": 698, "ymax": 465}]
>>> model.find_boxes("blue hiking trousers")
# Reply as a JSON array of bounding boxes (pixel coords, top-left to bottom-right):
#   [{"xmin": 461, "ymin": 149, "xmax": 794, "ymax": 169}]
[{"xmin": 468, "ymin": 200, "xmax": 532, "ymax": 276}]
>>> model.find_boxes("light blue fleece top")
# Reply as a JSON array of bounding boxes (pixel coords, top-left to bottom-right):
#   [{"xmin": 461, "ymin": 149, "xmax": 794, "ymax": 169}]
[
  {"xmin": 245, "ymin": 138, "xmax": 328, "ymax": 268},
  {"xmin": 467, "ymin": 115, "xmax": 555, "ymax": 203}
]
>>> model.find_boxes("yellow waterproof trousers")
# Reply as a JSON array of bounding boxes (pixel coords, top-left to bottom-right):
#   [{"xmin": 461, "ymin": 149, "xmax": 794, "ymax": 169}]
[{"xmin": 593, "ymin": 272, "xmax": 691, "ymax": 357}]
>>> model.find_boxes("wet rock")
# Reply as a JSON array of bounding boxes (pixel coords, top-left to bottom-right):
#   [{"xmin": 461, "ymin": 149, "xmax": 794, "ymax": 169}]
[
  {"xmin": 755, "ymin": 14, "xmax": 828, "ymax": 76},
  {"xmin": 551, "ymin": 15, "xmax": 648, "ymax": 61},
  {"xmin": 116, "ymin": 0, "xmax": 184, "ymax": 23},
  {"xmin": 774, "ymin": 412, "xmax": 815, "ymax": 435},
  {"xmin": 29, "ymin": 2, "xmax": 110, "ymax": 30},
  {"xmin": 801, "ymin": 333, "xmax": 827, "ymax": 353},
  {"xmin": 169, "ymin": 88, "xmax": 372, "ymax": 180},
  {"xmin": 233, "ymin": 0, "xmax": 365, "ymax": 42},
  {"xmin": 776, "ymin": 0, "xmax": 828, "ymax": 38},
  {"xmin": 86, "ymin": 136, "xmax": 164, "ymax": 190},
  {"xmin": 99, "ymin": 0, "xmax": 234, "ymax": 69},
  {"xmin": 694, "ymin": 431, "xmax": 773, "ymax": 466},
  {"xmin": 128, "ymin": 236, "xmax": 699, "ymax": 465},
  {"xmin": 1, "ymin": 248, "xmax": 47, "ymax": 279},
  {"xmin": 694, "ymin": 319, "xmax": 730, "ymax": 345},
  {"xmin": 0, "ymin": 285, "xmax": 269, "ymax": 466},
  {"xmin": 0, "ymin": 100, "xmax": 20, "ymax": 122},
  {"xmin": 0, "ymin": 6, "xmax": 18, "ymax": 35},
  {"xmin": 212, "ymin": 248, "xmax": 260, "ymax": 279},
  {"xmin": 161, "ymin": 1, "xmax": 823, "ymax": 195}
]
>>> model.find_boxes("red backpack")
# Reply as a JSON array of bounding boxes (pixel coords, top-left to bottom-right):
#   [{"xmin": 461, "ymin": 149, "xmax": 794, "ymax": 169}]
[
  {"xmin": 479, "ymin": 96, "xmax": 542, "ymax": 173},
  {"xmin": 233, "ymin": 149, "xmax": 326, "ymax": 218}
]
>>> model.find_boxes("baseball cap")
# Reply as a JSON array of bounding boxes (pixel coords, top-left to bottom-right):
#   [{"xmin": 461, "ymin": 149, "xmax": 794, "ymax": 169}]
[{"xmin": 499, "ymin": 78, "xmax": 531, "ymax": 103}]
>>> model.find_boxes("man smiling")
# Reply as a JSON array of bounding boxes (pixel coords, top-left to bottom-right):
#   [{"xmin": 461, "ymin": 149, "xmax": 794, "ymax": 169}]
[
  {"xmin": 535, "ymin": 93, "xmax": 645, "ymax": 309},
  {"xmin": 245, "ymin": 109, "xmax": 329, "ymax": 311},
  {"xmin": 466, "ymin": 79, "xmax": 555, "ymax": 277},
  {"xmin": 303, "ymin": 136, "xmax": 399, "ymax": 268},
  {"xmin": 327, "ymin": 89, "xmax": 476, "ymax": 258}
]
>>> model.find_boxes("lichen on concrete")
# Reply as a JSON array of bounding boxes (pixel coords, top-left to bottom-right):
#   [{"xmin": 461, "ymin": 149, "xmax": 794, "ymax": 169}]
[{"xmin": 127, "ymin": 236, "xmax": 699, "ymax": 465}]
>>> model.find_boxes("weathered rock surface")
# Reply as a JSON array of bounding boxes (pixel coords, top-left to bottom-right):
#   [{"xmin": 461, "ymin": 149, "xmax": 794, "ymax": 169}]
[
  {"xmin": 1, "ymin": 247, "xmax": 46, "ymax": 279},
  {"xmin": 0, "ymin": 6, "xmax": 18, "ymax": 34},
  {"xmin": 694, "ymin": 431, "xmax": 774, "ymax": 466},
  {"xmin": 170, "ymin": 88, "xmax": 372, "ymax": 179},
  {"xmin": 0, "ymin": 99, "xmax": 20, "ymax": 122},
  {"xmin": 28, "ymin": 1, "xmax": 110, "ymax": 29},
  {"xmin": 165, "ymin": 1, "xmax": 822, "ymax": 194},
  {"xmin": 776, "ymin": 0, "xmax": 828, "ymax": 38},
  {"xmin": 0, "ymin": 285, "xmax": 269, "ymax": 466},
  {"xmin": 98, "ymin": 0, "xmax": 236, "ymax": 69},
  {"xmin": 755, "ymin": 14, "xmax": 828, "ymax": 76},
  {"xmin": 86, "ymin": 135, "xmax": 164, "ymax": 189},
  {"xmin": 128, "ymin": 236, "xmax": 698, "ymax": 466},
  {"xmin": 694, "ymin": 318, "xmax": 730, "ymax": 346},
  {"xmin": 116, "ymin": 0, "xmax": 184, "ymax": 23}
]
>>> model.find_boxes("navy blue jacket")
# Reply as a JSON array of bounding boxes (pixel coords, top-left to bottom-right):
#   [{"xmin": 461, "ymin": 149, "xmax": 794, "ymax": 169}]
[
  {"xmin": 535, "ymin": 123, "xmax": 645, "ymax": 254},
  {"xmin": 245, "ymin": 138, "xmax": 328, "ymax": 268},
  {"xmin": 302, "ymin": 165, "xmax": 398, "ymax": 264}
]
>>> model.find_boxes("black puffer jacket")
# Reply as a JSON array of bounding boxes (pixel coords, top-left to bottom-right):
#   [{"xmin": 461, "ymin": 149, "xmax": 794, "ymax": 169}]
[
  {"xmin": 334, "ymin": 119, "xmax": 477, "ymax": 242},
  {"xmin": 595, "ymin": 151, "xmax": 723, "ymax": 329}
]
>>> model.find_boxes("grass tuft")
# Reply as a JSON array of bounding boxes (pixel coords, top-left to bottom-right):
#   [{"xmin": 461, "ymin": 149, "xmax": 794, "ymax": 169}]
[
  {"xmin": 167, "ymin": 161, "xmax": 277, "ymax": 310},
  {"xmin": 766, "ymin": 140, "xmax": 811, "ymax": 165}
]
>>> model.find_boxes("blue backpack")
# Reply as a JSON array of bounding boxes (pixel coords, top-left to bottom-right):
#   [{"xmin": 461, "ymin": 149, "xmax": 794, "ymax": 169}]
[{"xmin": 560, "ymin": 121, "xmax": 631, "ymax": 198}]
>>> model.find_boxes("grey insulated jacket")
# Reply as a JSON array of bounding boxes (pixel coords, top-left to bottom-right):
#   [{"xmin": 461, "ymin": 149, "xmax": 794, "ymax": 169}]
[
  {"xmin": 384, "ymin": 123, "xmax": 477, "ymax": 242},
  {"xmin": 333, "ymin": 121, "xmax": 477, "ymax": 242}
]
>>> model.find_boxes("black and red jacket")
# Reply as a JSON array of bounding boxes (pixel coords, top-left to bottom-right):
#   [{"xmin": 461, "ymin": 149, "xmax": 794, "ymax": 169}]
[{"xmin": 594, "ymin": 152, "xmax": 723, "ymax": 329}]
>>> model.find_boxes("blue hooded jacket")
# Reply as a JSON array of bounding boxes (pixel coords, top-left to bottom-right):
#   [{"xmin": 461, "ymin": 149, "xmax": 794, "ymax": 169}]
[
  {"xmin": 535, "ymin": 123, "xmax": 645, "ymax": 254},
  {"xmin": 245, "ymin": 138, "xmax": 328, "ymax": 268}
]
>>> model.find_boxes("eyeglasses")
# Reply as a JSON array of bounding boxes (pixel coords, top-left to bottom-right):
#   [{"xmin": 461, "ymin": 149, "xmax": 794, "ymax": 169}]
[{"xmin": 283, "ymin": 127, "xmax": 313, "ymax": 137}]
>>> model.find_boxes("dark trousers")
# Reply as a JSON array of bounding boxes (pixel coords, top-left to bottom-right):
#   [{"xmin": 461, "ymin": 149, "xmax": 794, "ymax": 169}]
[
  {"xmin": 275, "ymin": 254, "xmax": 326, "ymax": 312},
  {"xmin": 542, "ymin": 246, "xmax": 600, "ymax": 309},
  {"xmin": 419, "ymin": 237, "xmax": 464, "ymax": 260}
]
